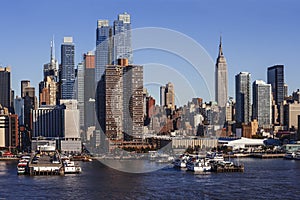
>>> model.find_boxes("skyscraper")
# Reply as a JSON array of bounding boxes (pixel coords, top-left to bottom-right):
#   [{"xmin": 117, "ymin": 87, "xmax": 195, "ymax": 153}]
[
  {"xmin": 215, "ymin": 37, "xmax": 228, "ymax": 108},
  {"xmin": 60, "ymin": 37, "xmax": 75, "ymax": 99},
  {"xmin": 113, "ymin": 12, "xmax": 132, "ymax": 64},
  {"xmin": 21, "ymin": 80, "xmax": 30, "ymax": 98},
  {"xmin": 165, "ymin": 82, "xmax": 175, "ymax": 110},
  {"xmin": 39, "ymin": 38, "xmax": 59, "ymax": 106},
  {"xmin": 252, "ymin": 80, "xmax": 272, "ymax": 127},
  {"xmin": 83, "ymin": 52, "xmax": 96, "ymax": 132},
  {"xmin": 0, "ymin": 67, "xmax": 12, "ymax": 111},
  {"xmin": 77, "ymin": 62, "xmax": 84, "ymax": 129},
  {"xmin": 95, "ymin": 13, "xmax": 132, "ymax": 83},
  {"xmin": 160, "ymin": 86, "xmax": 166, "ymax": 107},
  {"xmin": 95, "ymin": 20, "xmax": 112, "ymax": 83},
  {"xmin": 97, "ymin": 59, "xmax": 143, "ymax": 142},
  {"xmin": 267, "ymin": 65, "xmax": 284, "ymax": 105},
  {"xmin": 235, "ymin": 72, "xmax": 251, "ymax": 124},
  {"xmin": 123, "ymin": 64, "xmax": 144, "ymax": 140}
]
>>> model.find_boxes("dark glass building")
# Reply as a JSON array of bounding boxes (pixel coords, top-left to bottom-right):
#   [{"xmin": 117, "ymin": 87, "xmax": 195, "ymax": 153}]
[
  {"xmin": 0, "ymin": 67, "xmax": 11, "ymax": 111},
  {"xmin": 60, "ymin": 37, "xmax": 75, "ymax": 99},
  {"xmin": 267, "ymin": 65, "xmax": 284, "ymax": 105}
]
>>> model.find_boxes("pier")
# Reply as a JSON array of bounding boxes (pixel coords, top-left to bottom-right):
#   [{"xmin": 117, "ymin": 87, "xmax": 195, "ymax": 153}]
[
  {"xmin": 211, "ymin": 163, "xmax": 244, "ymax": 173},
  {"xmin": 27, "ymin": 150, "xmax": 64, "ymax": 176},
  {"xmin": 249, "ymin": 153, "xmax": 285, "ymax": 159}
]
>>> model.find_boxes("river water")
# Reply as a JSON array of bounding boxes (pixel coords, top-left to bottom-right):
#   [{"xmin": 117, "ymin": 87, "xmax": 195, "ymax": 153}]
[{"xmin": 0, "ymin": 158, "xmax": 300, "ymax": 199}]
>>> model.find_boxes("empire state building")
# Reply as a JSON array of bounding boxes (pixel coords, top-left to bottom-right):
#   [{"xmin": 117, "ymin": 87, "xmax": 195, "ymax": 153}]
[{"xmin": 215, "ymin": 37, "xmax": 228, "ymax": 108}]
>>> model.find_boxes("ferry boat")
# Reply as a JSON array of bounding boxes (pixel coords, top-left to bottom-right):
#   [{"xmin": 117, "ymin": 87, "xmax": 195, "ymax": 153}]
[
  {"xmin": 63, "ymin": 160, "xmax": 82, "ymax": 174},
  {"xmin": 17, "ymin": 159, "xmax": 29, "ymax": 175}
]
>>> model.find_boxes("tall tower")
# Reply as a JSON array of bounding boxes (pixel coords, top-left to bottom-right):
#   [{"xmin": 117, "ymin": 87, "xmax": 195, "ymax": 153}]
[
  {"xmin": 95, "ymin": 20, "xmax": 112, "ymax": 83},
  {"xmin": 60, "ymin": 37, "xmax": 75, "ymax": 99},
  {"xmin": 39, "ymin": 38, "xmax": 59, "ymax": 106},
  {"xmin": 235, "ymin": 72, "xmax": 251, "ymax": 124},
  {"xmin": 267, "ymin": 65, "xmax": 284, "ymax": 105},
  {"xmin": 215, "ymin": 36, "xmax": 228, "ymax": 108},
  {"xmin": 252, "ymin": 80, "xmax": 272, "ymax": 127},
  {"xmin": 83, "ymin": 52, "xmax": 96, "ymax": 132},
  {"xmin": 113, "ymin": 12, "xmax": 132, "ymax": 64},
  {"xmin": 160, "ymin": 86, "xmax": 166, "ymax": 107},
  {"xmin": 0, "ymin": 67, "xmax": 12, "ymax": 111}
]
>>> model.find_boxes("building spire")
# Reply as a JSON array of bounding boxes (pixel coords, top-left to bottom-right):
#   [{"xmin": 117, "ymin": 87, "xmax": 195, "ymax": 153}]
[
  {"xmin": 218, "ymin": 35, "xmax": 223, "ymax": 57},
  {"xmin": 50, "ymin": 35, "xmax": 55, "ymax": 62}
]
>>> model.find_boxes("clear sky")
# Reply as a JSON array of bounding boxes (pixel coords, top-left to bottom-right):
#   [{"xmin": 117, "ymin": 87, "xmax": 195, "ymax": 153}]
[{"xmin": 0, "ymin": 0, "xmax": 299, "ymax": 105}]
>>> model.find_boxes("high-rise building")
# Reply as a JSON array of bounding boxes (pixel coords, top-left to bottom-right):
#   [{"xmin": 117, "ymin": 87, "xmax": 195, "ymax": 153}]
[
  {"xmin": 113, "ymin": 12, "xmax": 132, "ymax": 64},
  {"xmin": 284, "ymin": 83, "xmax": 288, "ymax": 98},
  {"xmin": 123, "ymin": 64, "xmax": 144, "ymax": 140},
  {"xmin": 0, "ymin": 67, "xmax": 12, "ymax": 111},
  {"xmin": 60, "ymin": 37, "xmax": 75, "ymax": 99},
  {"xmin": 283, "ymin": 103, "xmax": 300, "ymax": 130},
  {"xmin": 0, "ymin": 112, "xmax": 18, "ymax": 148},
  {"xmin": 215, "ymin": 37, "xmax": 228, "ymax": 108},
  {"xmin": 252, "ymin": 80, "xmax": 272, "ymax": 127},
  {"xmin": 23, "ymin": 86, "xmax": 37, "ymax": 130},
  {"xmin": 21, "ymin": 80, "xmax": 30, "ymax": 98},
  {"xmin": 97, "ymin": 59, "xmax": 143, "ymax": 141},
  {"xmin": 160, "ymin": 86, "xmax": 166, "ymax": 107},
  {"xmin": 267, "ymin": 65, "xmax": 284, "ymax": 105},
  {"xmin": 83, "ymin": 52, "xmax": 96, "ymax": 132},
  {"xmin": 14, "ymin": 96, "xmax": 24, "ymax": 125},
  {"xmin": 95, "ymin": 13, "xmax": 132, "ymax": 83},
  {"xmin": 39, "ymin": 38, "xmax": 59, "ymax": 106},
  {"xmin": 77, "ymin": 62, "xmax": 85, "ymax": 129},
  {"xmin": 165, "ymin": 82, "xmax": 175, "ymax": 110},
  {"xmin": 95, "ymin": 20, "xmax": 112, "ymax": 83},
  {"xmin": 235, "ymin": 72, "xmax": 251, "ymax": 124}
]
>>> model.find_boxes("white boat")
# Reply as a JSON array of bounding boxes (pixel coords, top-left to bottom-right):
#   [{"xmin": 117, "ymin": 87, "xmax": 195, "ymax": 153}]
[
  {"xmin": 284, "ymin": 152, "xmax": 295, "ymax": 160},
  {"xmin": 148, "ymin": 151, "xmax": 158, "ymax": 161},
  {"xmin": 64, "ymin": 160, "xmax": 82, "ymax": 174},
  {"xmin": 206, "ymin": 152, "xmax": 224, "ymax": 162},
  {"xmin": 173, "ymin": 154, "xmax": 189, "ymax": 168},
  {"xmin": 17, "ymin": 160, "xmax": 28, "ymax": 175},
  {"xmin": 293, "ymin": 151, "xmax": 300, "ymax": 160},
  {"xmin": 187, "ymin": 158, "xmax": 211, "ymax": 172}
]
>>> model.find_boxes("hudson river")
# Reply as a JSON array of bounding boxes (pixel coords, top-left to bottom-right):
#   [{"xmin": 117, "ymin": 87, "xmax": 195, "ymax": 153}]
[{"xmin": 1, "ymin": 158, "xmax": 300, "ymax": 199}]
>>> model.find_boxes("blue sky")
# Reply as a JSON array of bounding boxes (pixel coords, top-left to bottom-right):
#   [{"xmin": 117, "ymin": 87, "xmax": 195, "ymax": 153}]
[{"xmin": 0, "ymin": 0, "xmax": 299, "ymax": 105}]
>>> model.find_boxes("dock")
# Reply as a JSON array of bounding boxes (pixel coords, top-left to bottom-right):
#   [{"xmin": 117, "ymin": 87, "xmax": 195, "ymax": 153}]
[
  {"xmin": 28, "ymin": 151, "xmax": 64, "ymax": 176},
  {"xmin": 249, "ymin": 153, "xmax": 285, "ymax": 159},
  {"xmin": 211, "ymin": 163, "xmax": 244, "ymax": 173}
]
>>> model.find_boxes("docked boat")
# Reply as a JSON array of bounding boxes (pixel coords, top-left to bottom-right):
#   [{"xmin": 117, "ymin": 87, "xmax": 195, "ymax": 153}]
[
  {"xmin": 284, "ymin": 152, "xmax": 296, "ymax": 160},
  {"xmin": 17, "ymin": 159, "xmax": 29, "ymax": 175},
  {"xmin": 293, "ymin": 151, "xmax": 300, "ymax": 160},
  {"xmin": 206, "ymin": 152, "xmax": 224, "ymax": 162},
  {"xmin": 173, "ymin": 154, "xmax": 189, "ymax": 168},
  {"xmin": 187, "ymin": 158, "xmax": 211, "ymax": 172},
  {"xmin": 63, "ymin": 160, "xmax": 82, "ymax": 174}
]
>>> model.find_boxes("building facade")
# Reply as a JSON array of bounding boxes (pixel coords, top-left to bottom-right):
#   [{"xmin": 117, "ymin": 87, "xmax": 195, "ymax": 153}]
[
  {"xmin": 215, "ymin": 37, "xmax": 228, "ymax": 108},
  {"xmin": 60, "ymin": 37, "xmax": 75, "ymax": 99},
  {"xmin": 95, "ymin": 20, "xmax": 112, "ymax": 83},
  {"xmin": 235, "ymin": 72, "xmax": 251, "ymax": 124},
  {"xmin": 0, "ymin": 67, "xmax": 12, "ymax": 111},
  {"xmin": 267, "ymin": 65, "xmax": 284, "ymax": 105},
  {"xmin": 252, "ymin": 80, "xmax": 272, "ymax": 127},
  {"xmin": 113, "ymin": 12, "xmax": 132, "ymax": 64}
]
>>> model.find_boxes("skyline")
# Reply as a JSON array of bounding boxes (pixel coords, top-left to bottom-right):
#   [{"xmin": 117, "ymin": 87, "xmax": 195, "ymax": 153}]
[{"xmin": 0, "ymin": 0, "xmax": 299, "ymax": 105}]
